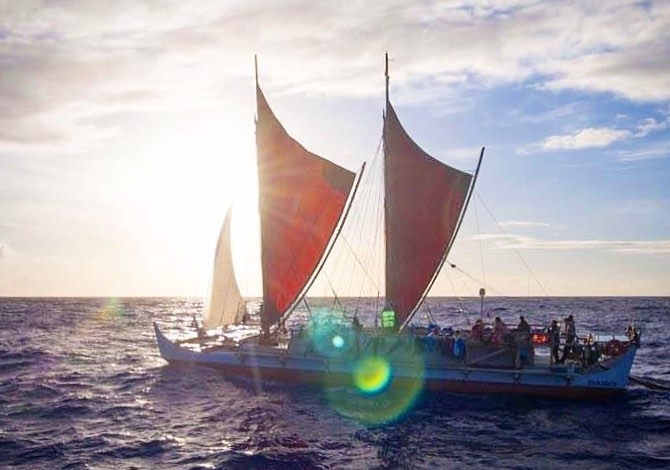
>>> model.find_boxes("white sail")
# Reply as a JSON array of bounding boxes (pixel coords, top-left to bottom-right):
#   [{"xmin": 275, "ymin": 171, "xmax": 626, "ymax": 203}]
[{"xmin": 203, "ymin": 207, "xmax": 246, "ymax": 329}]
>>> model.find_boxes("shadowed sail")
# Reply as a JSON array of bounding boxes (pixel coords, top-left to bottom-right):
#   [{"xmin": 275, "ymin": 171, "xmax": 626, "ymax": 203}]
[
  {"xmin": 203, "ymin": 208, "xmax": 246, "ymax": 329},
  {"xmin": 256, "ymin": 84, "xmax": 356, "ymax": 331},
  {"xmin": 383, "ymin": 99, "xmax": 473, "ymax": 326}
]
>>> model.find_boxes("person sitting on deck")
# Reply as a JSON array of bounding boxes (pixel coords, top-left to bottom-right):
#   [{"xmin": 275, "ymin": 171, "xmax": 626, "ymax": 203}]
[
  {"xmin": 490, "ymin": 317, "xmax": 508, "ymax": 344},
  {"xmin": 470, "ymin": 319, "xmax": 484, "ymax": 341},
  {"xmin": 424, "ymin": 324, "xmax": 441, "ymax": 352},
  {"xmin": 426, "ymin": 325, "xmax": 441, "ymax": 337},
  {"xmin": 547, "ymin": 320, "xmax": 561, "ymax": 364}
]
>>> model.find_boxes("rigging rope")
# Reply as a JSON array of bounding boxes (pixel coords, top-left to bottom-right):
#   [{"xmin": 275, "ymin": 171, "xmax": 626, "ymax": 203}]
[
  {"xmin": 472, "ymin": 190, "xmax": 486, "ymax": 289},
  {"xmin": 446, "ymin": 262, "xmax": 506, "ymax": 297},
  {"xmin": 444, "ymin": 268, "xmax": 478, "ymax": 324},
  {"xmin": 475, "ymin": 192, "xmax": 549, "ymax": 296}
]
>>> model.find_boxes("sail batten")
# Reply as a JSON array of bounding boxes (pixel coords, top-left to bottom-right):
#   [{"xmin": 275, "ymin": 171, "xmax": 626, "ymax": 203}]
[
  {"xmin": 203, "ymin": 208, "xmax": 246, "ymax": 330},
  {"xmin": 383, "ymin": 101, "xmax": 472, "ymax": 325},
  {"xmin": 256, "ymin": 85, "xmax": 356, "ymax": 332}
]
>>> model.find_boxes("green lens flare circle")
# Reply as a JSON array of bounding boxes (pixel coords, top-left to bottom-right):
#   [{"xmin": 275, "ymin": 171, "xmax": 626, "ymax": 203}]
[
  {"xmin": 324, "ymin": 344, "xmax": 426, "ymax": 426},
  {"xmin": 354, "ymin": 356, "xmax": 391, "ymax": 394}
]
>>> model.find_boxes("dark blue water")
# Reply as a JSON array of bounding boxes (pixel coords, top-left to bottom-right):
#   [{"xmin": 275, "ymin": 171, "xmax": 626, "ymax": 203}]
[{"xmin": 1, "ymin": 297, "xmax": 668, "ymax": 469}]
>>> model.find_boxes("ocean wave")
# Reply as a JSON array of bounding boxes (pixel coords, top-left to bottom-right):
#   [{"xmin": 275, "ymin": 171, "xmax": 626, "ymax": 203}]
[{"xmin": 1, "ymin": 297, "xmax": 669, "ymax": 468}]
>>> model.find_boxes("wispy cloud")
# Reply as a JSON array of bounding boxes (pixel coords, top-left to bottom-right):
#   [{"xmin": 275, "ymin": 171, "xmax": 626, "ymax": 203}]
[
  {"xmin": 617, "ymin": 145, "xmax": 669, "ymax": 162},
  {"xmin": 633, "ymin": 116, "xmax": 669, "ymax": 137},
  {"xmin": 610, "ymin": 198, "xmax": 667, "ymax": 215},
  {"xmin": 468, "ymin": 233, "xmax": 670, "ymax": 254},
  {"xmin": 499, "ymin": 220, "xmax": 550, "ymax": 228},
  {"xmin": 0, "ymin": 239, "xmax": 16, "ymax": 259}
]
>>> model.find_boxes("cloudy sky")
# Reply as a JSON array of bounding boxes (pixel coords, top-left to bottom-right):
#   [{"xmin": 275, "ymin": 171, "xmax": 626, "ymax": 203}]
[{"xmin": 1, "ymin": 0, "xmax": 669, "ymax": 297}]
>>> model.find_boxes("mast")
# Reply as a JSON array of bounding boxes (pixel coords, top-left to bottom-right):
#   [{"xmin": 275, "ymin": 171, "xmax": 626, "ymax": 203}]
[
  {"xmin": 385, "ymin": 51, "xmax": 389, "ymax": 104},
  {"xmin": 383, "ymin": 52, "xmax": 392, "ymax": 313}
]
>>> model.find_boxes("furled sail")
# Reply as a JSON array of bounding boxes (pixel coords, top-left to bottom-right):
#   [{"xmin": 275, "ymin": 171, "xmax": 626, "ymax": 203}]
[
  {"xmin": 383, "ymin": 101, "xmax": 473, "ymax": 325},
  {"xmin": 202, "ymin": 208, "xmax": 246, "ymax": 329},
  {"xmin": 256, "ymin": 85, "xmax": 356, "ymax": 331}
]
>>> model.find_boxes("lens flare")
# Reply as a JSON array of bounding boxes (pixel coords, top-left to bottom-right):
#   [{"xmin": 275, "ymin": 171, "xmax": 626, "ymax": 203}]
[
  {"xmin": 332, "ymin": 335, "xmax": 345, "ymax": 349},
  {"xmin": 354, "ymin": 356, "xmax": 391, "ymax": 394},
  {"xmin": 306, "ymin": 308, "xmax": 354, "ymax": 358},
  {"xmin": 324, "ymin": 336, "xmax": 426, "ymax": 426},
  {"xmin": 96, "ymin": 298, "xmax": 126, "ymax": 321}
]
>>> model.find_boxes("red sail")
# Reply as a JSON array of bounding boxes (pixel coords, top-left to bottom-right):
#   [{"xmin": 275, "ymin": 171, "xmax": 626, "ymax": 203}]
[
  {"xmin": 384, "ymin": 102, "xmax": 472, "ymax": 324},
  {"xmin": 256, "ymin": 85, "xmax": 355, "ymax": 328}
]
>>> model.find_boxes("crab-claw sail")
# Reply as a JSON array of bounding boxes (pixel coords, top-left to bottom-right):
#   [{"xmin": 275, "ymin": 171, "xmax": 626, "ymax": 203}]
[
  {"xmin": 203, "ymin": 207, "xmax": 246, "ymax": 330},
  {"xmin": 255, "ymin": 84, "xmax": 356, "ymax": 331},
  {"xmin": 383, "ymin": 98, "xmax": 474, "ymax": 326}
]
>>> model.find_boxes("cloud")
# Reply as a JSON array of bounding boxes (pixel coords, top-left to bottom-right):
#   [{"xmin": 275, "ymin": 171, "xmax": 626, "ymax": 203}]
[
  {"xmin": 0, "ymin": 0, "xmax": 668, "ymax": 155},
  {"xmin": 610, "ymin": 199, "xmax": 667, "ymax": 215},
  {"xmin": 0, "ymin": 239, "xmax": 16, "ymax": 259},
  {"xmin": 468, "ymin": 233, "xmax": 670, "ymax": 254},
  {"xmin": 634, "ymin": 116, "xmax": 669, "ymax": 138},
  {"xmin": 499, "ymin": 221, "xmax": 550, "ymax": 228},
  {"xmin": 617, "ymin": 145, "xmax": 669, "ymax": 162},
  {"xmin": 541, "ymin": 127, "xmax": 631, "ymax": 150},
  {"xmin": 535, "ymin": 108, "xmax": 669, "ymax": 152}
]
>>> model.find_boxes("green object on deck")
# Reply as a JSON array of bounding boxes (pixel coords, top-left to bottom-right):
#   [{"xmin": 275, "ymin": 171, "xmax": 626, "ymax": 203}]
[{"xmin": 381, "ymin": 310, "xmax": 396, "ymax": 329}]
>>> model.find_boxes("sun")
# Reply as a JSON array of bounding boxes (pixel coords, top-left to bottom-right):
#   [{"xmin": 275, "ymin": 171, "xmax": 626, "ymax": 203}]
[{"xmin": 129, "ymin": 110, "xmax": 261, "ymax": 297}]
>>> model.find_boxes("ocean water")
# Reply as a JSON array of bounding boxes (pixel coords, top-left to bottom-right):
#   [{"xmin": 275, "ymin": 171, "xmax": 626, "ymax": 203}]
[{"xmin": 1, "ymin": 297, "xmax": 668, "ymax": 469}]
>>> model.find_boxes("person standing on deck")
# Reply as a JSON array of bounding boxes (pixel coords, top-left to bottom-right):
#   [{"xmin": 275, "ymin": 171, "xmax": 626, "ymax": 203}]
[
  {"xmin": 515, "ymin": 315, "xmax": 532, "ymax": 367},
  {"xmin": 517, "ymin": 316, "xmax": 530, "ymax": 334},
  {"xmin": 559, "ymin": 315, "xmax": 576, "ymax": 363},
  {"xmin": 547, "ymin": 320, "xmax": 560, "ymax": 364}
]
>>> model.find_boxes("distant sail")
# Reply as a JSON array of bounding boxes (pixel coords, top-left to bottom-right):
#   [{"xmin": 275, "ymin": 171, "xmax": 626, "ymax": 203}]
[
  {"xmin": 383, "ymin": 101, "xmax": 472, "ymax": 324},
  {"xmin": 203, "ymin": 208, "xmax": 246, "ymax": 329},
  {"xmin": 256, "ymin": 85, "xmax": 356, "ymax": 329}
]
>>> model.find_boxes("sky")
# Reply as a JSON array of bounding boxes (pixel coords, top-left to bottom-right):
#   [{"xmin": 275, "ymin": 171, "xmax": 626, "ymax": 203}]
[{"xmin": 0, "ymin": 0, "xmax": 669, "ymax": 298}]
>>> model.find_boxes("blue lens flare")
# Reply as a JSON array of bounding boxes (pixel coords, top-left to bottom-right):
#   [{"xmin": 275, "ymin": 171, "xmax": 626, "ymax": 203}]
[
  {"xmin": 332, "ymin": 335, "xmax": 345, "ymax": 349},
  {"xmin": 306, "ymin": 308, "xmax": 354, "ymax": 357}
]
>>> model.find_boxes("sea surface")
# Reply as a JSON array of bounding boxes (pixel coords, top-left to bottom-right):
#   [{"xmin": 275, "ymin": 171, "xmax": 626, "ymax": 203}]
[{"xmin": 1, "ymin": 297, "xmax": 669, "ymax": 469}]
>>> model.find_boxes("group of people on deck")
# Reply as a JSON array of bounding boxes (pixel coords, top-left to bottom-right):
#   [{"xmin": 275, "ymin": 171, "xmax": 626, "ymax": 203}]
[
  {"xmin": 469, "ymin": 315, "xmax": 531, "ymax": 345},
  {"xmin": 547, "ymin": 314, "xmax": 576, "ymax": 364},
  {"xmin": 470, "ymin": 315, "xmax": 577, "ymax": 364}
]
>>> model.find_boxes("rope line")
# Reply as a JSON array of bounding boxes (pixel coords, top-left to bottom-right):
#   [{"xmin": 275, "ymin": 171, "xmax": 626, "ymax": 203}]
[{"xmin": 475, "ymin": 192, "xmax": 549, "ymax": 296}]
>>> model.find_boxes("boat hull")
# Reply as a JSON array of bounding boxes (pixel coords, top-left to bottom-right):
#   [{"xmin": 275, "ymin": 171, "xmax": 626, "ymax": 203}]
[{"xmin": 154, "ymin": 322, "xmax": 635, "ymax": 400}]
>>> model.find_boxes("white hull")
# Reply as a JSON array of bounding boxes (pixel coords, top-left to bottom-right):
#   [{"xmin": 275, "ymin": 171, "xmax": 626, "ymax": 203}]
[{"xmin": 154, "ymin": 322, "xmax": 637, "ymax": 400}]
